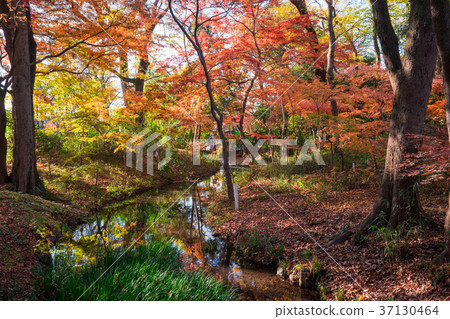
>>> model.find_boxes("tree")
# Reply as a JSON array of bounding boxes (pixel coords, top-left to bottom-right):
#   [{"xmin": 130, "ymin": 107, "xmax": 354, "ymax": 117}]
[
  {"xmin": 1, "ymin": 0, "xmax": 114, "ymax": 191},
  {"xmin": 365, "ymin": 0, "xmax": 438, "ymax": 227},
  {"xmin": 0, "ymin": 0, "xmax": 40, "ymax": 193},
  {"xmin": 325, "ymin": 0, "xmax": 340, "ymax": 166},
  {"xmin": 168, "ymin": 0, "xmax": 235, "ymax": 203},
  {"xmin": 116, "ymin": 0, "xmax": 167, "ymax": 125},
  {"xmin": 0, "ymin": 45, "xmax": 10, "ymax": 183},
  {"xmin": 332, "ymin": 0, "xmax": 438, "ymax": 244},
  {"xmin": 289, "ymin": 0, "xmax": 327, "ymax": 82},
  {"xmin": 430, "ymin": 0, "xmax": 450, "ymax": 264},
  {"xmin": 35, "ymin": 67, "xmax": 126, "ymax": 159},
  {"xmin": 34, "ymin": 0, "xmax": 167, "ymax": 127},
  {"xmin": 361, "ymin": 0, "xmax": 437, "ymax": 227}
]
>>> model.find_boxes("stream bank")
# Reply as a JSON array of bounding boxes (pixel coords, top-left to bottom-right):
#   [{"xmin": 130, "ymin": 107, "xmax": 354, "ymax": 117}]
[
  {"xmin": 39, "ymin": 149, "xmax": 220, "ymax": 212},
  {"xmin": 0, "ymin": 190, "xmax": 84, "ymax": 300},
  {"xmin": 0, "ymin": 153, "xmax": 220, "ymax": 300},
  {"xmin": 208, "ymin": 166, "xmax": 449, "ymax": 300},
  {"xmin": 48, "ymin": 172, "xmax": 318, "ymax": 300}
]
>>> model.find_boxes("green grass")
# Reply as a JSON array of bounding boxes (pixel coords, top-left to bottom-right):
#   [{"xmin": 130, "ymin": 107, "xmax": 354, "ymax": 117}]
[
  {"xmin": 233, "ymin": 159, "xmax": 378, "ymax": 205},
  {"xmin": 39, "ymin": 148, "xmax": 220, "ymax": 210},
  {"xmin": 235, "ymin": 229, "xmax": 284, "ymax": 264},
  {"xmin": 44, "ymin": 240, "xmax": 235, "ymax": 301}
]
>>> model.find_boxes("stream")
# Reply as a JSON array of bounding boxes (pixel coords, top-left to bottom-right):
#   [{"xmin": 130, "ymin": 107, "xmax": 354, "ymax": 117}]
[{"xmin": 51, "ymin": 172, "xmax": 318, "ymax": 301}]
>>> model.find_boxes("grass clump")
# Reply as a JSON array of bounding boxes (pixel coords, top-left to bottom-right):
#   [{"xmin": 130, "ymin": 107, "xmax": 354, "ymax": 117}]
[
  {"xmin": 45, "ymin": 240, "xmax": 235, "ymax": 301},
  {"xmin": 235, "ymin": 229, "xmax": 284, "ymax": 264},
  {"xmin": 368, "ymin": 223, "xmax": 425, "ymax": 261}
]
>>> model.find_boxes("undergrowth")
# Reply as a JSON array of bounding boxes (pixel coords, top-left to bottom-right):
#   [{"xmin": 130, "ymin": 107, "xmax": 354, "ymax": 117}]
[
  {"xmin": 41, "ymin": 240, "xmax": 235, "ymax": 301},
  {"xmin": 235, "ymin": 229, "xmax": 285, "ymax": 264}
]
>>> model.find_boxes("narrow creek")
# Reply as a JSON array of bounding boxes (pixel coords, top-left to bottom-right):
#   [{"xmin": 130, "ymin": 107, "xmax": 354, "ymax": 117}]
[{"xmin": 51, "ymin": 172, "xmax": 318, "ymax": 300}]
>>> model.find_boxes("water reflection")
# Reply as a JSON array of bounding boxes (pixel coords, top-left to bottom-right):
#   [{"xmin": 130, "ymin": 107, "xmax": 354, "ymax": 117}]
[{"xmin": 52, "ymin": 173, "xmax": 317, "ymax": 301}]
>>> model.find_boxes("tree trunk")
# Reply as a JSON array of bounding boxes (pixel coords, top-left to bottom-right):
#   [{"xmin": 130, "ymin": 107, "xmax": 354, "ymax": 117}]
[
  {"xmin": 202, "ymin": 65, "xmax": 234, "ymax": 203},
  {"xmin": 371, "ymin": 9, "xmax": 382, "ymax": 69},
  {"xmin": 1, "ymin": 0, "xmax": 40, "ymax": 193},
  {"xmin": 373, "ymin": 29, "xmax": 381, "ymax": 69},
  {"xmin": 169, "ymin": 0, "xmax": 235, "ymax": 204},
  {"xmin": 290, "ymin": 0, "xmax": 327, "ymax": 82},
  {"xmin": 134, "ymin": 58, "xmax": 149, "ymax": 93},
  {"xmin": 218, "ymin": 127, "xmax": 235, "ymax": 203},
  {"xmin": 326, "ymin": 1, "xmax": 340, "ymax": 167},
  {"xmin": 119, "ymin": 52, "xmax": 129, "ymax": 106},
  {"xmin": 281, "ymin": 100, "xmax": 286, "ymax": 139},
  {"xmin": 0, "ymin": 89, "xmax": 8, "ymax": 183},
  {"xmin": 134, "ymin": 58, "xmax": 149, "ymax": 125},
  {"xmin": 239, "ymin": 77, "xmax": 255, "ymax": 139},
  {"xmin": 362, "ymin": 0, "xmax": 437, "ymax": 228},
  {"xmin": 326, "ymin": 0, "xmax": 338, "ymax": 115},
  {"xmin": 330, "ymin": 0, "xmax": 437, "ymax": 245},
  {"xmin": 431, "ymin": 0, "xmax": 450, "ymax": 264}
]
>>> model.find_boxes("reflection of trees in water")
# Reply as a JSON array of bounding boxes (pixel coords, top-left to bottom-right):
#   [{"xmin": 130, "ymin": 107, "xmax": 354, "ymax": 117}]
[
  {"xmin": 184, "ymin": 182, "xmax": 235, "ymax": 269},
  {"xmin": 190, "ymin": 183, "xmax": 204, "ymax": 240},
  {"xmin": 120, "ymin": 202, "xmax": 159, "ymax": 245},
  {"xmin": 54, "ymin": 174, "xmax": 313, "ymax": 300},
  {"xmin": 56, "ymin": 178, "xmax": 230, "ymax": 269},
  {"xmin": 76, "ymin": 213, "xmax": 110, "ymax": 243}
]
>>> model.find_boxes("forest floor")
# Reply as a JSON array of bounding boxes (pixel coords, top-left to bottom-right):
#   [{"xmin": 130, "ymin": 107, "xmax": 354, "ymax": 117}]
[
  {"xmin": 209, "ymin": 164, "xmax": 450, "ymax": 301},
  {"xmin": 0, "ymin": 191, "xmax": 84, "ymax": 300},
  {"xmin": 0, "ymin": 149, "xmax": 220, "ymax": 300},
  {"xmin": 38, "ymin": 148, "xmax": 220, "ymax": 211}
]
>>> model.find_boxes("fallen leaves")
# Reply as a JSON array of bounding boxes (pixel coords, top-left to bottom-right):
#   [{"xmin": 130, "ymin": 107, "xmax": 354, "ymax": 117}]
[{"xmin": 208, "ymin": 176, "xmax": 449, "ymax": 301}]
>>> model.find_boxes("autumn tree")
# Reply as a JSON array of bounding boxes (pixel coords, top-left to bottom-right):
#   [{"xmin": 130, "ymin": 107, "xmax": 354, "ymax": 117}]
[
  {"xmin": 289, "ymin": 0, "xmax": 327, "ymax": 82},
  {"xmin": 323, "ymin": 0, "xmax": 341, "ymax": 167},
  {"xmin": 116, "ymin": 0, "xmax": 167, "ymax": 124},
  {"xmin": 0, "ymin": 0, "xmax": 93, "ymax": 188},
  {"xmin": 0, "ymin": 0, "xmax": 124, "ymax": 190},
  {"xmin": 0, "ymin": 0, "xmax": 40, "ymax": 192},
  {"xmin": 34, "ymin": 0, "xmax": 168, "ymax": 127},
  {"xmin": 168, "ymin": 0, "xmax": 235, "ymax": 203},
  {"xmin": 229, "ymin": 0, "xmax": 261, "ymax": 139},
  {"xmin": 332, "ymin": 0, "xmax": 438, "ymax": 244}
]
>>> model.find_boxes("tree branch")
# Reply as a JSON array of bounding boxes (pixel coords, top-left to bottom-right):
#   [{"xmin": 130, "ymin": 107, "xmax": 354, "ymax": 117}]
[{"xmin": 370, "ymin": 0, "xmax": 402, "ymax": 74}]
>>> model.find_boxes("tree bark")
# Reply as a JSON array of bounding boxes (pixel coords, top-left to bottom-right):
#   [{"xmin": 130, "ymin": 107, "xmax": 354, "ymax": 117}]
[
  {"xmin": 361, "ymin": 0, "xmax": 437, "ymax": 228},
  {"xmin": 135, "ymin": 58, "xmax": 149, "ymax": 93},
  {"xmin": 134, "ymin": 58, "xmax": 149, "ymax": 125},
  {"xmin": 0, "ymin": 88, "xmax": 8, "ymax": 183},
  {"xmin": 326, "ymin": 0, "xmax": 338, "ymax": 117},
  {"xmin": 117, "ymin": 56, "xmax": 149, "ymax": 124},
  {"xmin": 330, "ymin": 0, "xmax": 438, "ymax": 245},
  {"xmin": 119, "ymin": 52, "xmax": 129, "ymax": 105},
  {"xmin": 430, "ymin": 0, "xmax": 450, "ymax": 264},
  {"xmin": 370, "ymin": 8, "xmax": 382, "ymax": 69},
  {"xmin": 373, "ymin": 29, "xmax": 382, "ymax": 69},
  {"xmin": 1, "ymin": 0, "xmax": 40, "ymax": 193},
  {"xmin": 326, "ymin": 0, "xmax": 340, "ymax": 168}
]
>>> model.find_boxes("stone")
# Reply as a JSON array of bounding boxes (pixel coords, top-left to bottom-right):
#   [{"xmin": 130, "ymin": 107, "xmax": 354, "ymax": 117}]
[
  {"xmin": 276, "ymin": 266, "xmax": 288, "ymax": 279},
  {"xmin": 299, "ymin": 268, "xmax": 316, "ymax": 290},
  {"xmin": 288, "ymin": 273, "xmax": 298, "ymax": 285}
]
